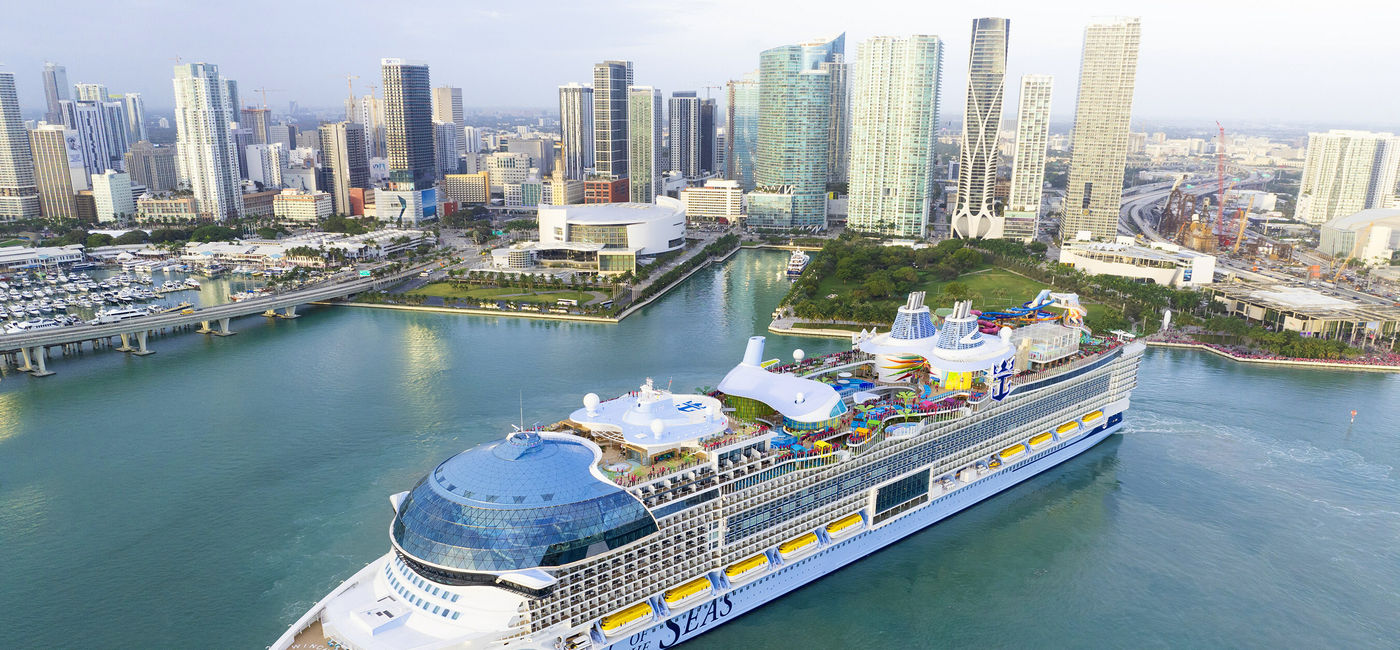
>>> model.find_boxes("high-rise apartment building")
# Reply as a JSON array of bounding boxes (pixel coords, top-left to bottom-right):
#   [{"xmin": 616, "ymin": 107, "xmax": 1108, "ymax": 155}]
[
  {"xmin": 0, "ymin": 72, "xmax": 41, "ymax": 219},
  {"xmin": 123, "ymin": 93, "xmax": 147, "ymax": 144},
  {"xmin": 172, "ymin": 62, "xmax": 243, "ymax": 220},
  {"xmin": 42, "ymin": 63, "xmax": 69, "ymax": 125},
  {"xmin": 73, "ymin": 83, "xmax": 110, "ymax": 103},
  {"xmin": 726, "ymin": 71, "xmax": 760, "ymax": 190},
  {"xmin": 486, "ymin": 152, "xmax": 531, "ymax": 193},
  {"xmin": 245, "ymin": 143, "xmax": 284, "ymax": 189},
  {"xmin": 432, "ymin": 86, "xmax": 465, "ymax": 158},
  {"xmin": 126, "ymin": 140, "xmax": 179, "ymax": 192},
  {"xmin": 59, "ymin": 100, "xmax": 113, "ymax": 178},
  {"xmin": 92, "ymin": 169, "xmax": 134, "ymax": 222},
  {"xmin": 592, "ymin": 61, "xmax": 633, "ymax": 179},
  {"xmin": 240, "ymin": 107, "xmax": 272, "ymax": 145},
  {"xmin": 628, "ymin": 86, "xmax": 662, "ymax": 203},
  {"xmin": 269, "ymin": 123, "xmax": 298, "ymax": 152},
  {"xmin": 348, "ymin": 94, "xmax": 386, "ymax": 159},
  {"xmin": 381, "ymin": 58, "xmax": 434, "ymax": 189},
  {"xmin": 952, "ymin": 17, "xmax": 1010, "ymax": 239},
  {"xmin": 224, "ymin": 79, "xmax": 241, "ymax": 115},
  {"xmin": 1295, "ymin": 130, "xmax": 1400, "ymax": 225},
  {"xmin": 559, "ymin": 83, "xmax": 595, "ymax": 180},
  {"xmin": 751, "ymin": 34, "xmax": 842, "ymax": 229},
  {"xmin": 29, "ymin": 124, "xmax": 80, "ymax": 219},
  {"xmin": 508, "ymin": 137, "xmax": 554, "ymax": 176},
  {"xmin": 668, "ymin": 91, "xmax": 701, "ymax": 178},
  {"xmin": 847, "ymin": 35, "xmax": 944, "ymax": 238},
  {"xmin": 822, "ymin": 55, "xmax": 850, "ymax": 184},
  {"xmin": 1061, "ymin": 17, "xmax": 1141, "ymax": 241},
  {"xmin": 1004, "ymin": 74, "xmax": 1054, "ymax": 241},
  {"xmin": 319, "ymin": 122, "xmax": 368, "ymax": 216},
  {"xmin": 434, "ymin": 122, "xmax": 459, "ymax": 177}
]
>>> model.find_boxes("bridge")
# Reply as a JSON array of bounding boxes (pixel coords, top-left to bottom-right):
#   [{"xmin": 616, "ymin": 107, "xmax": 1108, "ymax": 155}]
[{"xmin": 0, "ymin": 264, "xmax": 428, "ymax": 379}]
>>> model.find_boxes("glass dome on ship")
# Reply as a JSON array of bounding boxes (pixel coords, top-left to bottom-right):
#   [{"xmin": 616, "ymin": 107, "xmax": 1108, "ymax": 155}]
[{"xmin": 391, "ymin": 431, "xmax": 659, "ymax": 574}]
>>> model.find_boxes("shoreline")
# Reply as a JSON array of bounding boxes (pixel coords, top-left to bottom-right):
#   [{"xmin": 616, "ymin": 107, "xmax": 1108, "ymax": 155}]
[
  {"xmin": 319, "ymin": 243, "xmax": 745, "ymax": 325},
  {"xmin": 767, "ymin": 320, "xmax": 865, "ymax": 339},
  {"xmin": 1144, "ymin": 339, "xmax": 1400, "ymax": 373}
]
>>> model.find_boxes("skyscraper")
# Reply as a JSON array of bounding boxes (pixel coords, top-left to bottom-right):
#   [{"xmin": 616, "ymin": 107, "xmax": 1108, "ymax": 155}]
[
  {"xmin": 42, "ymin": 63, "xmax": 69, "ymax": 125},
  {"xmin": 320, "ymin": 122, "xmax": 369, "ymax": 215},
  {"xmin": 628, "ymin": 86, "xmax": 662, "ymax": 203},
  {"xmin": 59, "ymin": 100, "xmax": 116, "ymax": 177},
  {"xmin": 952, "ymin": 17, "xmax": 1010, "ymax": 239},
  {"xmin": 593, "ymin": 60, "xmax": 633, "ymax": 179},
  {"xmin": 224, "ymin": 79, "xmax": 241, "ymax": 114},
  {"xmin": 668, "ymin": 91, "xmax": 701, "ymax": 178},
  {"xmin": 699, "ymin": 98, "xmax": 717, "ymax": 175},
  {"xmin": 750, "ymin": 34, "xmax": 842, "ymax": 229},
  {"xmin": 73, "ymin": 83, "xmax": 111, "ymax": 103},
  {"xmin": 349, "ymin": 93, "xmax": 385, "ymax": 158},
  {"xmin": 240, "ymin": 107, "xmax": 272, "ymax": 145},
  {"xmin": 434, "ymin": 122, "xmax": 459, "ymax": 177},
  {"xmin": 1004, "ymin": 74, "xmax": 1054, "ymax": 241},
  {"xmin": 29, "ymin": 124, "xmax": 80, "ymax": 219},
  {"xmin": 558, "ymin": 83, "xmax": 595, "ymax": 180},
  {"xmin": 0, "ymin": 72, "xmax": 42, "ymax": 219},
  {"xmin": 173, "ymin": 62, "xmax": 243, "ymax": 220},
  {"xmin": 432, "ymin": 86, "xmax": 465, "ymax": 157},
  {"xmin": 381, "ymin": 58, "xmax": 434, "ymax": 189},
  {"xmin": 726, "ymin": 71, "xmax": 760, "ymax": 190},
  {"xmin": 123, "ymin": 93, "xmax": 147, "ymax": 143},
  {"xmin": 1061, "ymin": 17, "xmax": 1141, "ymax": 241},
  {"xmin": 821, "ymin": 55, "xmax": 850, "ymax": 184},
  {"xmin": 1295, "ymin": 130, "xmax": 1400, "ymax": 224},
  {"xmin": 92, "ymin": 169, "xmax": 134, "ymax": 222},
  {"xmin": 847, "ymin": 35, "xmax": 945, "ymax": 238}
]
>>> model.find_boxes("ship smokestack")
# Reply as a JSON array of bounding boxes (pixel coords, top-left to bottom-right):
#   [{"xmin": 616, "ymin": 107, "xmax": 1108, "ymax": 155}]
[{"xmin": 742, "ymin": 336, "xmax": 766, "ymax": 366}]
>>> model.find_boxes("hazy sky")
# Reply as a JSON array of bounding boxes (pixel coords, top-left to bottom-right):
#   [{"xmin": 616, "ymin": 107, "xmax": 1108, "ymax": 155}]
[{"xmin": 3, "ymin": 0, "xmax": 1397, "ymax": 127}]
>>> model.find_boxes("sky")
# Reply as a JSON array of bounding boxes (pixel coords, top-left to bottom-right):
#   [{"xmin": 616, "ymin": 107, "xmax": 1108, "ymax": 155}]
[{"xmin": 2, "ymin": 0, "xmax": 1397, "ymax": 128}]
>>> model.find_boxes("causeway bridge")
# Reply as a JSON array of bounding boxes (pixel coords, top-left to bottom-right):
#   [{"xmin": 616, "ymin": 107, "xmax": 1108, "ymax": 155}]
[{"xmin": 0, "ymin": 264, "xmax": 426, "ymax": 378}]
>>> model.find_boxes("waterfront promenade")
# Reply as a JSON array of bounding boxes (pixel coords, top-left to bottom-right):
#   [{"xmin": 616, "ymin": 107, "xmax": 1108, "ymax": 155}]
[{"xmin": 0, "ymin": 264, "xmax": 430, "ymax": 378}]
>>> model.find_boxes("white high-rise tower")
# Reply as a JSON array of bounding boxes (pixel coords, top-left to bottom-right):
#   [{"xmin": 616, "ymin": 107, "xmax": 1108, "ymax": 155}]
[
  {"xmin": 1061, "ymin": 17, "xmax": 1141, "ymax": 241},
  {"xmin": 846, "ymin": 35, "xmax": 945, "ymax": 238},
  {"xmin": 558, "ymin": 83, "xmax": 595, "ymax": 180},
  {"xmin": 173, "ymin": 63, "xmax": 243, "ymax": 220},
  {"xmin": 952, "ymin": 17, "xmax": 1010, "ymax": 239},
  {"xmin": 1004, "ymin": 74, "xmax": 1054, "ymax": 241},
  {"xmin": 1295, "ymin": 130, "xmax": 1400, "ymax": 225}
]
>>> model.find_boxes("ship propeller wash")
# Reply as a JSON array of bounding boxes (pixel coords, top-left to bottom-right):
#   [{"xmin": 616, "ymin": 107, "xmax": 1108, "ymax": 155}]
[{"xmin": 275, "ymin": 291, "xmax": 1143, "ymax": 650}]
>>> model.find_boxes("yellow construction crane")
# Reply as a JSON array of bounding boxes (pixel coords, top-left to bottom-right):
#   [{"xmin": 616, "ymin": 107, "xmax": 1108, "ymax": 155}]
[
  {"xmin": 1231, "ymin": 194, "xmax": 1256, "ymax": 255},
  {"xmin": 1332, "ymin": 222, "xmax": 1375, "ymax": 281},
  {"xmin": 253, "ymin": 87, "xmax": 285, "ymax": 109}
]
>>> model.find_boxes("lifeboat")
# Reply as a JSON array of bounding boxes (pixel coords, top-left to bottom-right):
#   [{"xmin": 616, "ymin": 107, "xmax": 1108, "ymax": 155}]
[
  {"xmin": 1082, "ymin": 410, "xmax": 1104, "ymax": 424},
  {"xmin": 599, "ymin": 600, "xmax": 655, "ymax": 637},
  {"xmin": 988, "ymin": 457, "xmax": 1002, "ymax": 469},
  {"xmin": 825, "ymin": 512, "xmax": 865, "ymax": 539},
  {"xmin": 725, "ymin": 553, "xmax": 770, "ymax": 584},
  {"xmin": 1056, "ymin": 421, "xmax": 1081, "ymax": 438},
  {"xmin": 999, "ymin": 444, "xmax": 1027, "ymax": 461},
  {"xmin": 778, "ymin": 532, "xmax": 820, "ymax": 560},
  {"xmin": 1028, "ymin": 432, "xmax": 1054, "ymax": 449},
  {"xmin": 663, "ymin": 576, "xmax": 713, "ymax": 608}
]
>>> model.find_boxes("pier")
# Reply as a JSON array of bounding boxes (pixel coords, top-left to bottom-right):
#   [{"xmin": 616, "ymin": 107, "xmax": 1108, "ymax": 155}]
[{"xmin": 0, "ymin": 265, "xmax": 426, "ymax": 380}]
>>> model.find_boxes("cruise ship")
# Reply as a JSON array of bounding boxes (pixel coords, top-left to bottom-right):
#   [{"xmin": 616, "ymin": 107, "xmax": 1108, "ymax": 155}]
[{"xmin": 275, "ymin": 291, "xmax": 1143, "ymax": 650}]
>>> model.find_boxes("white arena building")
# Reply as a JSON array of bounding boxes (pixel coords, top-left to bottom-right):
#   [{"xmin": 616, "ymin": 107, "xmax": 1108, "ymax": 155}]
[
  {"xmin": 501, "ymin": 197, "xmax": 687, "ymax": 274},
  {"xmin": 1319, "ymin": 208, "xmax": 1400, "ymax": 266}
]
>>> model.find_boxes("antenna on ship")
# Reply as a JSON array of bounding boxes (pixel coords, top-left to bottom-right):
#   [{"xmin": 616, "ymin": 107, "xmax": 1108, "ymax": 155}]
[{"xmin": 519, "ymin": 390, "xmax": 525, "ymax": 431}]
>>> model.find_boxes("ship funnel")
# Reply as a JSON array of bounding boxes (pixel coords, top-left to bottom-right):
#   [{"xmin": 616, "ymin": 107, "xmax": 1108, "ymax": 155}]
[{"xmin": 742, "ymin": 336, "xmax": 766, "ymax": 366}]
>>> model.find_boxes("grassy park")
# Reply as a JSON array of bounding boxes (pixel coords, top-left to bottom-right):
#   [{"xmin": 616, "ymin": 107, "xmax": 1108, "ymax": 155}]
[{"xmin": 407, "ymin": 282, "xmax": 598, "ymax": 305}]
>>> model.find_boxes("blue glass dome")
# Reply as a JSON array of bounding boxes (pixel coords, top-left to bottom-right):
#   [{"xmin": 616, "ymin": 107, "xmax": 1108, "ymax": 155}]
[{"xmin": 391, "ymin": 432, "xmax": 658, "ymax": 573}]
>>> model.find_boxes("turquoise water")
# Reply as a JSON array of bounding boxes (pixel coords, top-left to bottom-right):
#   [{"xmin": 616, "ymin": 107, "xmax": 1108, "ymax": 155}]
[{"xmin": 0, "ymin": 250, "xmax": 1396, "ymax": 648}]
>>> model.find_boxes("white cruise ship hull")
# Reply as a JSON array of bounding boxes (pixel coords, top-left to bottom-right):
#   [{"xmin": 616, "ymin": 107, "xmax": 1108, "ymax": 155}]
[{"xmin": 600, "ymin": 419, "xmax": 1123, "ymax": 650}]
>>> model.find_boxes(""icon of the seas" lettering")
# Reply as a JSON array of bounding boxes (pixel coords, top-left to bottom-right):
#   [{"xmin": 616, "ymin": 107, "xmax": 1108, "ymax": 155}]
[{"xmin": 620, "ymin": 594, "xmax": 734, "ymax": 650}]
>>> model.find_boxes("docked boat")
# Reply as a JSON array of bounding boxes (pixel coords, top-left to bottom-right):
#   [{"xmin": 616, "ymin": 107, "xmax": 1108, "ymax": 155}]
[
  {"xmin": 273, "ymin": 291, "xmax": 1143, "ymax": 650},
  {"xmin": 92, "ymin": 307, "xmax": 149, "ymax": 324},
  {"xmin": 785, "ymin": 249, "xmax": 810, "ymax": 278}
]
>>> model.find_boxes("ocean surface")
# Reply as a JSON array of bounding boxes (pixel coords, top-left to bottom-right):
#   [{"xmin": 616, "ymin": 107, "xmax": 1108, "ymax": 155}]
[{"xmin": 0, "ymin": 249, "xmax": 1395, "ymax": 648}]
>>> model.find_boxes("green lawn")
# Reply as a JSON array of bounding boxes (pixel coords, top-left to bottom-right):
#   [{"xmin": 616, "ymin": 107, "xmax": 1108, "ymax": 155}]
[
  {"xmin": 813, "ymin": 265, "xmax": 1051, "ymax": 312},
  {"xmin": 0, "ymin": 239, "xmax": 23, "ymax": 247},
  {"xmin": 407, "ymin": 282, "xmax": 595, "ymax": 305}
]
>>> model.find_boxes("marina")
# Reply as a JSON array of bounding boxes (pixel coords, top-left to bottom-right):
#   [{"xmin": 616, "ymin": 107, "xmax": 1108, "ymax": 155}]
[{"xmin": 0, "ymin": 250, "xmax": 1395, "ymax": 648}]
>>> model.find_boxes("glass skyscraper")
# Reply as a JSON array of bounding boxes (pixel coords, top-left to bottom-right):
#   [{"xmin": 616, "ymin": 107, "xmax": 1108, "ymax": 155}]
[
  {"xmin": 593, "ymin": 61, "xmax": 633, "ymax": 180},
  {"xmin": 726, "ymin": 70, "xmax": 760, "ymax": 191},
  {"xmin": 751, "ymin": 33, "xmax": 843, "ymax": 229},
  {"xmin": 381, "ymin": 58, "xmax": 435, "ymax": 190},
  {"xmin": 952, "ymin": 17, "xmax": 1010, "ymax": 239}
]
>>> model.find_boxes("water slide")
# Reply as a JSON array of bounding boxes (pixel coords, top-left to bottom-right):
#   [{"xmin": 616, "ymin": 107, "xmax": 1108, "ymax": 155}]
[{"xmin": 977, "ymin": 289, "xmax": 1088, "ymax": 332}]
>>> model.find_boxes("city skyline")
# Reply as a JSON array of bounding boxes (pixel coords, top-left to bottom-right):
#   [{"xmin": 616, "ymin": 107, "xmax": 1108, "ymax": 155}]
[{"xmin": 1, "ymin": 1, "xmax": 1395, "ymax": 127}]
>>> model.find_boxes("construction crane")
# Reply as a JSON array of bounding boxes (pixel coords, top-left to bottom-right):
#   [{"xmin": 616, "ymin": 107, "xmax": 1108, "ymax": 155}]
[
  {"xmin": 253, "ymin": 87, "xmax": 285, "ymax": 109},
  {"xmin": 1231, "ymin": 194, "xmax": 1257, "ymax": 255},
  {"xmin": 700, "ymin": 85, "xmax": 723, "ymax": 99},
  {"xmin": 345, "ymin": 74, "xmax": 360, "ymax": 120},
  {"xmin": 1332, "ymin": 223, "xmax": 1375, "ymax": 281}
]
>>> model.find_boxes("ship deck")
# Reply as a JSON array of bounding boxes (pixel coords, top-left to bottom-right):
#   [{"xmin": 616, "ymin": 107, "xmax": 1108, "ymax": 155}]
[{"xmin": 287, "ymin": 619, "xmax": 330, "ymax": 649}]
